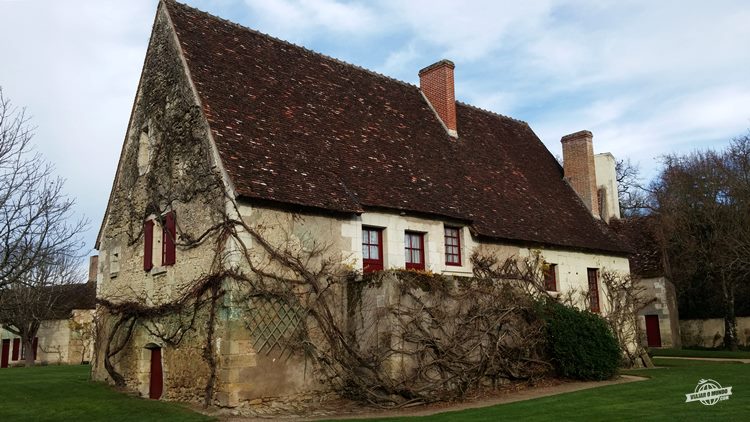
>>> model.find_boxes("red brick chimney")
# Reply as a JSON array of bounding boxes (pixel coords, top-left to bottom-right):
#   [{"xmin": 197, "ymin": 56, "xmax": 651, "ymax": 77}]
[
  {"xmin": 561, "ymin": 130, "xmax": 599, "ymax": 218},
  {"xmin": 419, "ymin": 60, "xmax": 457, "ymax": 137}
]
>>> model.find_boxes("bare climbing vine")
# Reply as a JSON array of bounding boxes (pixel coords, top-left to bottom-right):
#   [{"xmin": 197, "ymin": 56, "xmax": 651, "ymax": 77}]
[
  {"xmin": 599, "ymin": 270, "xmax": 655, "ymax": 368},
  {"xmin": 95, "ymin": 29, "xmax": 644, "ymax": 403},
  {"xmin": 558, "ymin": 271, "xmax": 655, "ymax": 368}
]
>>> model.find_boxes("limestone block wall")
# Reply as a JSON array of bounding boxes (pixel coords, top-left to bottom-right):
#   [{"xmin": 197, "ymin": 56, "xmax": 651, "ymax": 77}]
[
  {"xmin": 36, "ymin": 320, "xmax": 72, "ymax": 364},
  {"xmin": 93, "ymin": 2, "xmax": 229, "ymax": 400},
  {"xmin": 96, "ymin": 1, "xmax": 225, "ymax": 306},
  {"xmin": 681, "ymin": 317, "xmax": 750, "ymax": 348},
  {"xmin": 638, "ymin": 277, "xmax": 681, "ymax": 348},
  {"xmin": 0, "ymin": 309, "xmax": 94, "ymax": 366},
  {"xmin": 68, "ymin": 309, "xmax": 95, "ymax": 364}
]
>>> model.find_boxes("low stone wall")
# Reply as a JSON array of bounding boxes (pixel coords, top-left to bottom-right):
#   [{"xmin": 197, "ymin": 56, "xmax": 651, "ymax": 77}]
[{"xmin": 680, "ymin": 317, "xmax": 750, "ymax": 348}]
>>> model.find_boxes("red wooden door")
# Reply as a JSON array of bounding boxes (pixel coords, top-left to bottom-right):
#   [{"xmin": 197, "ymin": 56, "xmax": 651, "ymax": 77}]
[
  {"xmin": 149, "ymin": 348, "xmax": 163, "ymax": 399},
  {"xmin": 645, "ymin": 315, "xmax": 662, "ymax": 347},
  {"xmin": 11, "ymin": 338, "xmax": 20, "ymax": 361},
  {"xmin": 1, "ymin": 339, "xmax": 9, "ymax": 368}
]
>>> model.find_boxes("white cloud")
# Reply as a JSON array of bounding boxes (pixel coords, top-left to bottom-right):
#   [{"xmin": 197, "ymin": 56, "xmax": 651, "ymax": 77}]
[
  {"xmin": 378, "ymin": 42, "xmax": 420, "ymax": 77},
  {"xmin": 1, "ymin": 0, "xmax": 749, "ymax": 254},
  {"xmin": 0, "ymin": 0, "xmax": 156, "ymax": 254},
  {"xmin": 243, "ymin": 0, "xmax": 380, "ymax": 40},
  {"xmin": 532, "ymin": 85, "xmax": 750, "ymax": 180},
  {"xmin": 381, "ymin": 0, "xmax": 555, "ymax": 61}
]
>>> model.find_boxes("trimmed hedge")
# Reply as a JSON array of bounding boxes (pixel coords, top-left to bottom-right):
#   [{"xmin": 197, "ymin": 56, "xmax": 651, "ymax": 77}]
[{"xmin": 544, "ymin": 301, "xmax": 621, "ymax": 380}]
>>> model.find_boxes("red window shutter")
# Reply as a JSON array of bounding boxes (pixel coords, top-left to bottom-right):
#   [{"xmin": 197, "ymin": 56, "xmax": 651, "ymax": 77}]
[
  {"xmin": 1, "ymin": 339, "xmax": 8, "ymax": 368},
  {"xmin": 162, "ymin": 211, "xmax": 176, "ymax": 266},
  {"xmin": 144, "ymin": 220, "xmax": 154, "ymax": 271},
  {"xmin": 587, "ymin": 268, "xmax": 600, "ymax": 313},
  {"xmin": 11, "ymin": 338, "xmax": 20, "ymax": 360}
]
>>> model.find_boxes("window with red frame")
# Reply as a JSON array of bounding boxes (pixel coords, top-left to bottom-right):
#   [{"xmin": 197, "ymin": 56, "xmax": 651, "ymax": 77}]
[
  {"xmin": 362, "ymin": 227, "xmax": 383, "ymax": 273},
  {"xmin": 444, "ymin": 227, "xmax": 461, "ymax": 266},
  {"xmin": 404, "ymin": 232, "xmax": 425, "ymax": 270},
  {"xmin": 587, "ymin": 268, "xmax": 600, "ymax": 313},
  {"xmin": 544, "ymin": 263, "xmax": 558, "ymax": 291}
]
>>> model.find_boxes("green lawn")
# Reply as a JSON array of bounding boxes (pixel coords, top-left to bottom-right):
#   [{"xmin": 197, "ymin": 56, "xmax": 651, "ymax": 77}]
[
  {"xmin": 650, "ymin": 347, "xmax": 750, "ymax": 359},
  {"xmin": 334, "ymin": 358, "xmax": 750, "ymax": 421},
  {"xmin": 0, "ymin": 365, "xmax": 213, "ymax": 422},
  {"xmin": 2, "ymin": 358, "xmax": 748, "ymax": 421}
]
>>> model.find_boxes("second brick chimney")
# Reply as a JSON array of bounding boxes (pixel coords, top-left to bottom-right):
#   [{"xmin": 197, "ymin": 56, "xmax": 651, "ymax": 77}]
[
  {"xmin": 561, "ymin": 130, "xmax": 599, "ymax": 218},
  {"xmin": 419, "ymin": 60, "xmax": 457, "ymax": 137}
]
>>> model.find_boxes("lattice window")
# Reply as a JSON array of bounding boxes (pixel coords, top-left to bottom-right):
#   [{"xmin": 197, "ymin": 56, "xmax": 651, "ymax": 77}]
[{"xmin": 247, "ymin": 297, "xmax": 303, "ymax": 358}]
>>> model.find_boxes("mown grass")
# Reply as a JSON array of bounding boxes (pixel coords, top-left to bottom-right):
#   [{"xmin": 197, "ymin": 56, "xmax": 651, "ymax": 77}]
[
  {"xmin": 334, "ymin": 358, "xmax": 750, "ymax": 421},
  {"xmin": 650, "ymin": 347, "xmax": 750, "ymax": 359},
  {"xmin": 3, "ymin": 357, "xmax": 749, "ymax": 421},
  {"xmin": 0, "ymin": 365, "xmax": 213, "ymax": 422}
]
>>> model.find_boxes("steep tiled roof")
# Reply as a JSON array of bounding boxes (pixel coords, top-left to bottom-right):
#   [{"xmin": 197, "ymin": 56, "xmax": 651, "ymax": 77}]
[
  {"xmin": 609, "ymin": 217, "xmax": 665, "ymax": 277},
  {"xmin": 52, "ymin": 282, "xmax": 97, "ymax": 318},
  {"xmin": 163, "ymin": 1, "xmax": 628, "ymax": 255}
]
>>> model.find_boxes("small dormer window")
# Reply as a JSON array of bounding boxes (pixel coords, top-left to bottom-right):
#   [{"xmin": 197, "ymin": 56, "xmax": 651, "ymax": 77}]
[
  {"xmin": 362, "ymin": 227, "xmax": 383, "ymax": 273},
  {"xmin": 444, "ymin": 227, "xmax": 461, "ymax": 266}
]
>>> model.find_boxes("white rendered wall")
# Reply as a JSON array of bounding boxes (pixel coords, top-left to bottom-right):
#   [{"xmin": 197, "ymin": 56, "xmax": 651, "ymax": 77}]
[
  {"xmin": 237, "ymin": 205, "xmax": 630, "ymax": 314},
  {"xmin": 594, "ymin": 153, "xmax": 621, "ymax": 221}
]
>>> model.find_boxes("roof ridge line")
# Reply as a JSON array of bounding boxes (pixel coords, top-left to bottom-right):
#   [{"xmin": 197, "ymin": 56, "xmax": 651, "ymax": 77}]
[
  {"xmin": 168, "ymin": 0, "xmax": 419, "ymax": 91},
  {"xmin": 456, "ymin": 100, "xmax": 529, "ymax": 126}
]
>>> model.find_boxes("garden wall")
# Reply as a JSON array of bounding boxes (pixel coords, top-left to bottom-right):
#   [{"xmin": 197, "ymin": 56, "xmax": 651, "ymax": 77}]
[{"xmin": 680, "ymin": 317, "xmax": 750, "ymax": 348}]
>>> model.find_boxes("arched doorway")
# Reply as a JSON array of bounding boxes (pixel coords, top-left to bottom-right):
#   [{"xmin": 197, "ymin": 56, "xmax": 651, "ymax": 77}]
[{"xmin": 145, "ymin": 344, "xmax": 163, "ymax": 399}]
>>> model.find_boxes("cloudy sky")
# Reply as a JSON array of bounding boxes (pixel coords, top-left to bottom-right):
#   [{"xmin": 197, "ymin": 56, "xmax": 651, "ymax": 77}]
[{"xmin": 1, "ymin": 0, "xmax": 749, "ymax": 255}]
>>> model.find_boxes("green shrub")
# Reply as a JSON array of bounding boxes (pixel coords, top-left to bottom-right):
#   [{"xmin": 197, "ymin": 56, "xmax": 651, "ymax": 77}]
[{"xmin": 544, "ymin": 301, "xmax": 620, "ymax": 380}]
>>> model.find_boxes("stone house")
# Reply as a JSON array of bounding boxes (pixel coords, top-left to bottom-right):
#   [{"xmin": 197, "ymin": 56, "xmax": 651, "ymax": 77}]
[
  {"xmin": 0, "ymin": 258, "xmax": 97, "ymax": 368},
  {"xmin": 93, "ymin": 1, "xmax": 631, "ymax": 406},
  {"xmin": 610, "ymin": 217, "xmax": 681, "ymax": 348}
]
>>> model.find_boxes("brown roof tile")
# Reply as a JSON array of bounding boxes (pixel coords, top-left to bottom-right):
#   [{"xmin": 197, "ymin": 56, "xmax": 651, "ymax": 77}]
[
  {"xmin": 609, "ymin": 217, "xmax": 664, "ymax": 277},
  {"xmin": 163, "ymin": 1, "xmax": 628, "ymax": 255}
]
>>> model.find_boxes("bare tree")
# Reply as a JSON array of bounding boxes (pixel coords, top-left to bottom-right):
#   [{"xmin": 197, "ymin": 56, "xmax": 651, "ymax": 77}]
[
  {"xmin": 616, "ymin": 158, "xmax": 650, "ymax": 217},
  {"xmin": 0, "ymin": 88, "xmax": 86, "ymax": 291},
  {"xmin": 0, "ymin": 88, "xmax": 88, "ymax": 365},
  {"xmin": 652, "ymin": 133, "xmax": 750, "ymax": 350}
]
